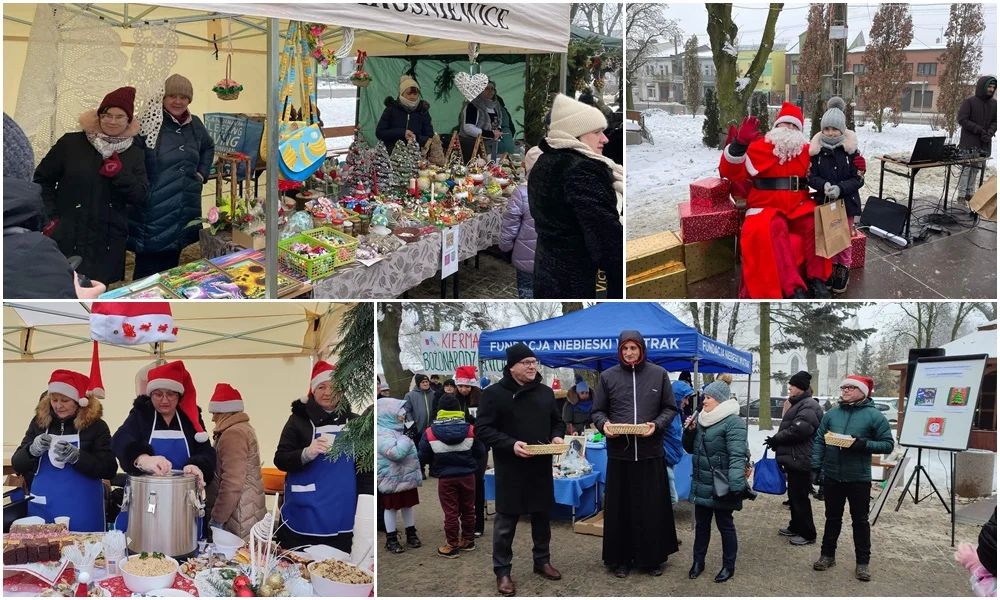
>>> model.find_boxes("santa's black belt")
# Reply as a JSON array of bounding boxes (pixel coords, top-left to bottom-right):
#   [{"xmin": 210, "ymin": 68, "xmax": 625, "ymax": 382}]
[{"xmin": 753, "ymin": 176, "xmax": 806, "ymax": 192}]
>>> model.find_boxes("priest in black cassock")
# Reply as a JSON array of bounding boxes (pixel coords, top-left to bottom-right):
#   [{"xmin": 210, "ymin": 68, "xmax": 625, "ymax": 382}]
[{"xmin": 591, "ymin": 330, "xmax": 680, "ymax": 578}]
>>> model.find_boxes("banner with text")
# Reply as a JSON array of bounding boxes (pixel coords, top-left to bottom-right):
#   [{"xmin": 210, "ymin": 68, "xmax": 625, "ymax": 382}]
[{"xmin": 421, "ymin": 330, "xmax": 505, "ymax": 375}]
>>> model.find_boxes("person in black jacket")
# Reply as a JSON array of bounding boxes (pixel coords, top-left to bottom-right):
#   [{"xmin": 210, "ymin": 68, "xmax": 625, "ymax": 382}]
[
  {"xmin": 979, "ymin": 508, "xmax": 997, "ymax": 579},
  {"xmin": 130, "ymin": 74, "xmax": 215, "ymax": 279},
  {"xmin": 376, "ymin": 75, "xmax": 434, "ymax": 151},
  {"xmin": 475, "ymin": 344, "xmax": 565, "ymax": 597},
  {"xmin": 529, "ymin": 94, "xmax": 623, "ymax": 299},
  {"xmin": 764, "ymin": 371, "xmax": 823, "ymax": 546},
  {"xmin": 591, "ymin": 330, "xmax": 679, "ymax": 578},
  {"xmin": 3, "ymin": 114, "xmax": 85, "ymax": 299},
  {"xmin": 419, "ymin": 393, "xmax": 487, "ymax": 557},
  {"xmin": 274, "ymin": 361, "xmax": 361, "ymax": 554},
  {"xmin": 807, "ymin": 97, "xmax": 864, "ymax": 295},
  {"xmin": 33, "ymin": 87, "xmax": 148, "ymax": 287},
  {"xmin": 12, "ymin": 370, "xmax": 118, "ymax": 532},
  {"xmin": 956, "ymin": 76, "xmax": 997, "ymax": 202},
  {"xmin": 460, "ymin": 80, "xmax": 504, "ymax": 161}
]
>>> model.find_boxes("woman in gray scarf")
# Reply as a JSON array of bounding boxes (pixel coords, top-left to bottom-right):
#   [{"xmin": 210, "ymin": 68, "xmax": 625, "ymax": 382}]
[
  {"xmin": 376, "ymin": 75, "xmax": 435, "ymax": 151},
  {"xmin": 459, "ymin": 80, "xmax": 503, "ymax": 161}
]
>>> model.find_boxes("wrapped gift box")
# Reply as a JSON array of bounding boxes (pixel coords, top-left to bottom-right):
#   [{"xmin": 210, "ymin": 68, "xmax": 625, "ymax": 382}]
[
  {"xmin": 626, "ymin": 261, "xmax": 687, "ymax": 298},
  {"xmin": 626, "ymin": 230, "xmax": 684, "ymax": 278},
  {"xmin": 679, "ymin": 201, "xmax": 740, "ymax": 244},
  {"xmin": 684, "ymin": 236, "xmax": 736, "ymax": 283},
  {"xmin": 690, "ymin": 177, "xmax": 733, "ymax": 213},
  {"xmin": 847, "ymin": 229, "xmax": 866, "ymax": 269}
]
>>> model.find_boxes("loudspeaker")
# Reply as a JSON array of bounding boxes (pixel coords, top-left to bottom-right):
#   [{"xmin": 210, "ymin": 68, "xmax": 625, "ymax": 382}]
[
  {"xmin": 860, "ymin": 196, "xmax": 909, "ymax": 237},
  {"xmin": 905, "ymin": 347, "xmax": 946, "ymax": 400}
]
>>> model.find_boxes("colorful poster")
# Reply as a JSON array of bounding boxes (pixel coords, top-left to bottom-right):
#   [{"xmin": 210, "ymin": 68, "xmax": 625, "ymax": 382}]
[
  {"xmin": 947, "ymin": 387, "xmax": 970, "ymax": 407},
  {"xmin": 923, "ymin": 417, "xmax": 945, "ymax": 438},
  {"xmin": 912, "ymin": 387, "xmax": 937, "ymax": 411},
  {"xmin": 419, "ymin": 330, "xmax": 505, "ymax": 375},
  {"xmin": 441, "ymin": 225, "xmax": 460, "ymax": 278}
]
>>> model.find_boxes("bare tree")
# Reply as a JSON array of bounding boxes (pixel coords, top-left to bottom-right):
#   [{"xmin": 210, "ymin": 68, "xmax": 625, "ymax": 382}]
[
  {"xmin": 378, "ymin": 303, "xmax": 413, "ymax": 398},
  {"xmin": 857, "ymin": 4, "xmax": 913, "ymax": 131},
  {"xmin": 572, "ymin": 3, "xmax": 624, "ymax": 37},
  {"xmin": 706, "ymin": 3, "xmax": 783, "ymax": 132},
  {"xmin": 626, "ymin": 3, "xmax": 681, "ymax": 109},
  {"xmin": 683, "ymin": 35, "xmax": 703, "ymax": 116},
  {"xmin": 796, "ymin": 4, "xmax": 832, "ymax": 101},
  {"xmin": 937, "ymin": 3, "xmax": 986, "ymax": 139},
  {"xmin": 511, "ymin": 302, "xmax": 562, "ymax": 325}
]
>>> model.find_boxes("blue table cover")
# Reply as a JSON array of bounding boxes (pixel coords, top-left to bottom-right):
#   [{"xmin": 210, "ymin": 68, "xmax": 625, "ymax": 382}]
[
  {"xmin": 586, "ymin": 441, "xmax": 608, "ymax": 485},
  {"xmin": 484, "ymin": 471, "xmax": 601, "ymax": 520}
]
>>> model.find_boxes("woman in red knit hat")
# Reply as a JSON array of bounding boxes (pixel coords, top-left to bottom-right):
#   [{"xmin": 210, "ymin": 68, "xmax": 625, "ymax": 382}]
[{"xmin": 33, "ymin": 86, "xmax": 149, "ymax": 286}]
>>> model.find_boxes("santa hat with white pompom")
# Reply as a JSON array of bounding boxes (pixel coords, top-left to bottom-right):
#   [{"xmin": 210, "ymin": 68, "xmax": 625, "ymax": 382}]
[
  {"xmin": 147, "ymin": 361, "xmax": 208, "ymax": 442},
  {"xmin": 88, "ymin": 302, "xmax": 178, "ymax": 402}
]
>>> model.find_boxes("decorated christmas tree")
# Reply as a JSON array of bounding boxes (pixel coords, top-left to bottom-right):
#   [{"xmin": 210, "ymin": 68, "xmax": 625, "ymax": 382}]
[
  {"xmin": 424, "ymin": 135, "xmax": 446, "ymax": 167},
  {"xmin": 389, "ymin": 139, "xmax": 420, "ymax": 190},
  {"xmin": 371, "ymin": 143, "xmax": 393, "ymax": 195},
  {"xmin": 325, "ymin": 302, "xmax": 374, "ymax": 473},
  {"xmin": 343, "ymin": 127, "xmax": 374, "ymax": 191}
]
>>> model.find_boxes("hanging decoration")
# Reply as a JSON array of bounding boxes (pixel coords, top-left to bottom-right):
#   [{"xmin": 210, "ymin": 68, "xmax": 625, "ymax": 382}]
[
  {"xmin": 433, "ymin": 63, "xmax": 455, "ymax": 102},
  {"xmin": 213, "ymin": 18, "xmax": 243, "ymax": 100},
  {"xmin": 351, "ymin": 50, "xmax": 371, "ymax": 87},
  {"xmin": 456, "ymin": 72, "xmax": 489, "ymax": 102}
]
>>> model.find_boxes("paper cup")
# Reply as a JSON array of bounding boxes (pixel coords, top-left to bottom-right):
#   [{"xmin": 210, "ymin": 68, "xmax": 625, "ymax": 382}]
[{"xmin": 54, "ymin": 516, "xmax": 70, "ymax": 528}]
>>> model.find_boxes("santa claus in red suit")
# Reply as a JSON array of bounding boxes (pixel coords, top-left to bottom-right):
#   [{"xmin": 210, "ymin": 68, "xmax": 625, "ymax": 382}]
[{"xmin": 719, "ymin": 102, "xmax": 833, "ymax": 299}]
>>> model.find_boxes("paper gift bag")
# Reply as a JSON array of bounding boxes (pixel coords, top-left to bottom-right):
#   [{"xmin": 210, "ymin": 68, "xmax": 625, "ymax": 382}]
[
  {"xmin": 814, "ymin": 200, "xmax": 851, "ymax": 258},
  {"xmin": 969, "ymin": 175, "xmax": 996, "ymax": 222}
]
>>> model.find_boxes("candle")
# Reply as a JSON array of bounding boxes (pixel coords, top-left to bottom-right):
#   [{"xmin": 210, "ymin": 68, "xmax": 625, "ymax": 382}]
[{"xmin": 431, "ymin": 183, "xmax": 435, "ymax": 199}]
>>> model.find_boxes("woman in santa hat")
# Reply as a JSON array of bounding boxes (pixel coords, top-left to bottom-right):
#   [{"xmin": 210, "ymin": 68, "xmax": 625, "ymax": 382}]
[
  {"xmin": 274, "ymin": 361, "xmax": 362, "ymax": 553},
  {"xmin": 205, "ymin": 384, "xmax": 266, "ymax": 540},
  {"xmin": 111, "ymin": 360, "xmax": 216, "ymax": 492},
  {"xmin": 12, "ymin": 370, "xmax": 118, "ymax": 532}
]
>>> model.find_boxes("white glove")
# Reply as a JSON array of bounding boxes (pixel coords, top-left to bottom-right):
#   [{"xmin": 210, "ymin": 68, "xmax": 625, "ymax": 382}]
[
  {"xmin": 824, "ymin": 182, "xmax": 841, "ymax": 200},
  {"xmin": 29, "ymin": 434, "xmax": 52, "ymax": 457},
  {"xmin": 136, "ymin": 454, "xmax": 172, "ymax": 475}
]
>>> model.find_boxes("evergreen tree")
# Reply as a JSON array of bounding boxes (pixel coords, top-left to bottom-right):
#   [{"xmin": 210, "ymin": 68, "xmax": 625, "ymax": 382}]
[
  {"xmin": 856, "ymin": 341, "xmax": 877, "ymax": 379},
  {"xmin": 810, "ymin": 93, "xmax": 825, "ymax": 139},
  {"xmin": 390, "ymin": 139, "xmax": 420, "ymax": 190},
  {"xmin": 371, "ymin": 143, "xmax": 392, "ymax": 195},
  {"xmin": 326, "ymin": 302, "xmax": 374, "ymax": 473},
  {"xmin": 845, "ymin": 101, "xmax": 856, "ymax": 131},
  {"xmin": 770, "ymin": 303, "xmax": 877, "ymax": 375},
  {"xmin": 937, "ymin": 3, "xmax": 986, "ymax": 139},
  {"xmin": 683, "ymin": 35, "xmax": 703, "ymax": 117},
  {"xmin": 857, "ymin": 4, "xmax": 913, "ymax": 132},
  {"xmin": 702, "ymin": 87, "xmax": 721, "ymax": 148},
  {"xmin": 343, "ymin": 128, "xmax": 373, "ymax": 191},
  {"xmin": 752, "ymin": 91, "xmax": 771, "ymax": 136}
]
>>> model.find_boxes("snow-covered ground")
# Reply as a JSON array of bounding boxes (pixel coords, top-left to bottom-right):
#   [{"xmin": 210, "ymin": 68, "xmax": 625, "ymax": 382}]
[
  {"xmin": 745, "ymin": 423, "xmax": 997, "ymax": 494},
  {"xmin": 626, "ymin": 112, "xmax": 998, "ymax": 240},
  {"xmin": 317, "ymin": 96, "xmax": 357, "ymax": 150}
]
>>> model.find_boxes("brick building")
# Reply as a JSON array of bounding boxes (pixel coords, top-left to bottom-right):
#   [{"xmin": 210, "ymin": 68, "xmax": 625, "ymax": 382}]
[{"xmin": 847, "ymin": 40, "xmax": 949, "ymax": 112}]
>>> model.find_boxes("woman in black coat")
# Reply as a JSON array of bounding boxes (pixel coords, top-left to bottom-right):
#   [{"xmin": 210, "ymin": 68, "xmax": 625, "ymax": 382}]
[
  {"xmin": 34, "ymin": 87, "xmax": 148, "ymax": 286},
  {"xmin": 529, "ymin": 94, "xmax": 623, "ymax": 299},
  {"xmin": 376, "ymin": 75, "xmax": 434, "ymax": 151},
  {"xmin": 129, "ymin": 74, "xmax": 215, "ymax": 280}
]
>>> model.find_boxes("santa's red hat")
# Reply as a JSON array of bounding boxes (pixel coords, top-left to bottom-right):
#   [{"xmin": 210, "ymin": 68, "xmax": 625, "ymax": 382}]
[
  {"xmin": 86, "ymin": 341, "xmax": 105, "ymax": 402},
  {"xmin": 147, "ymin": 361, "xmax": 208, "ymax": 442},
  {"xmin": 773, "ymin": 102, "xmax": 804, "ymax": 131},
  {"xmin": 551, "ymin": 379, "xmax": 562, "ymax": 392},
  {"xmin": 48, "ymin": 370, "xmax": 90, "ymax": 406},
  {"xmin": 90, "ymin": 302, "xmax": 177, "ymax": 345},
  {"xmin": 303, "ymin": 360, "xmax": 336, "ymax": 402},
  {"xmin": 841, "ymin": 375, "xmax": 874, "ymax": 398},
  {"xmin": 455, "ymin": 365, "xmax": 479, "ymax": 388},
  {"xmin": 209, "ymin": 383, "xmax": 244, "ymax": 413}
]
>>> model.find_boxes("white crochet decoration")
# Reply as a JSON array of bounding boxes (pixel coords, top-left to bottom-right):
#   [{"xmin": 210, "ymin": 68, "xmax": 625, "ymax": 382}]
[{"xmin": 131, "ymin": 23, "xmax": 179, "ymax": 149}]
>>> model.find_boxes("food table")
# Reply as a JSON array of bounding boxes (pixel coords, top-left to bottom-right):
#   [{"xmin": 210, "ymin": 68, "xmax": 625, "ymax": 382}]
[{"xmin": 484, "ymin": 470, "xmax": 601, "ymax": 523}]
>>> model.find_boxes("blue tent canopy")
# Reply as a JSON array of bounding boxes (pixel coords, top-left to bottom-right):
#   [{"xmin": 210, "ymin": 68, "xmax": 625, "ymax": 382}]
[{"xmin": 478, "ymin": 303, "xmax": 753, "ymax": 374}]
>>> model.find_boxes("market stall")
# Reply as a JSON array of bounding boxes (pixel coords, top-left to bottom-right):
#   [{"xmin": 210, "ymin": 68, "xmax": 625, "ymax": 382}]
[
  {"xmin": 5, "ymin": 3, "xmax": 572, "ymax": 298},
  {"xmin": 2, "ymin": 302, "xmax": 375, "ymax": 597}
]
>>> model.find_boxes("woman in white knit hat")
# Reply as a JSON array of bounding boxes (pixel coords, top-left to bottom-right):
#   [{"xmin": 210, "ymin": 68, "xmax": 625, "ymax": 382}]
[
  {"xmin": 376, "ymin": 75, "xmax": 435, "ymax": 151},
  {"xmin": 528, "ymin": 94, "xmax": 624, "ymax": 299}
]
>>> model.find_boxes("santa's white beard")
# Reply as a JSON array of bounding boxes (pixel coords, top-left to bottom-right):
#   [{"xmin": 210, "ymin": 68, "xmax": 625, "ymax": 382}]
[{"xmin": 765, "ymin": 127, "xmax": 808, "ymax": 164}]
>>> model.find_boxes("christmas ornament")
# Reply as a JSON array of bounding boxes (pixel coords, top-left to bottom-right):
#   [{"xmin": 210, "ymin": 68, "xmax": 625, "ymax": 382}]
[
  {"xmin": 455, "ymin": 72, "xmax": 489, "ymax": 102},
  {"xmin": 258, "ymin": 583, "xmax": 275, "ymax": 597},
  {"xmin": 267, "ymin": 573, "xmax": 284, "ymax": 589},
  {"xmin": 214, "ymin": 20, "xmax": 243, "ymax": 100}
]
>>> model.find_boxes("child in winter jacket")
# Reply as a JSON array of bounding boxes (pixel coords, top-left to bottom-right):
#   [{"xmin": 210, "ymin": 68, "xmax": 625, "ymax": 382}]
[
  {"xmin": 498, "ymin": 146, "xmax": 542, "ymax": 299},
  {"xmin": 377, "ymin": 397, "xmax": 423, "ymax": 554},
  {"xmin": 808, "ymin": 97, "xmax": 866, "ymax": 295},
  {"xmin": 418, "ymin": 393, "xmax": 486, "ymax": 558},
  {"xmin": 955, "ymin": 508, "xmax": 997, "ymax": 599}
]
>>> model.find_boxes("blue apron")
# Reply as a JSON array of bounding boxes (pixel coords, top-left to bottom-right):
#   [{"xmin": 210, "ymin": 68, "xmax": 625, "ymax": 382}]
[
  {"xmin": 28, "ymin": 433, "xmax": 106, "ymax": 532},
  {"xmin": 114, "ymin": 413, "xmax": 201, "ymax": 534},
  {"xmin": 283, "ymin": 423, "xmax": 357, "ymax": 537}
]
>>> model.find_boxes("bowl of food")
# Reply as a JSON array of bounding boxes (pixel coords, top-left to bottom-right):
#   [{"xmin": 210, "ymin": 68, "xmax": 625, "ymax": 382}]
[
  {"xmin": 120, "ymin": 553, "xmax": 179, "ymax": 593},
  {"xmin": 260, "ymin": 467, "xmax": 285, "ymax": 491},
  {"xmin": 308, "ymin": 559, "xmax": 374, "ymax": 597}
]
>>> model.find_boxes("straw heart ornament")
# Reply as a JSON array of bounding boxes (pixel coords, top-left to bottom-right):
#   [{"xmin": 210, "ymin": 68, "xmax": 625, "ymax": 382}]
[{"xmin": 456, "ymin": 72, "xmax": 489, "ymax": 101}]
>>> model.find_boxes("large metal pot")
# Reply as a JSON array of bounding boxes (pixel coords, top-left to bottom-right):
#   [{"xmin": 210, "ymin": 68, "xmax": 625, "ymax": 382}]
[{"xmin": 123, "ymin": 471, "xmax": 204, "ymax": 557}]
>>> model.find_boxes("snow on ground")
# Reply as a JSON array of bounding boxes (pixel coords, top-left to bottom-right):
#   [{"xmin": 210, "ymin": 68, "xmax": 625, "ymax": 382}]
[
  {"xmin": 626, "ymin": 112, "xmax": 998, "ymax": 240},
  {"xmin": 745, "ymin": 423, "xmax": 997, "ymax": 493},
  {"xmin": 318, "ymin": 80, "xmax": 356, "ymax": 90},
  {"xmin": 317, "ymin": 96, "xmax": 356, "ymax": 150}
]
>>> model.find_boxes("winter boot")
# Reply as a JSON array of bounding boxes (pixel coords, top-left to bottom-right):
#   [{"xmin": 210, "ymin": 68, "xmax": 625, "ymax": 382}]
[
  {"xmin": 856, "ymin": 564, "xmax": 871, "ymax": 582},
  {"xmin": 458, "ymin": 538, "xmax": 476, "ymax": 551},
  {"xmin": 828, "ymin": 264, "xmax": 849, "ymax": 294},
  {"xmin": 405, "ymin": 526, "xmax": 422, "ymax": 548},
  {"xmin": 813, "ymin": 555, "xmax": 836, "ymax": 571},
  {"xmin": 438, "ymin": 543, "xmax": 459, "ymax": 558},
  {"xmin": 385, "ymin": 531, "xmax": 404, "ymax": 554},
  {"xmin": 807, "ymin": 278, "xmax": 832, "ymax": 299}
]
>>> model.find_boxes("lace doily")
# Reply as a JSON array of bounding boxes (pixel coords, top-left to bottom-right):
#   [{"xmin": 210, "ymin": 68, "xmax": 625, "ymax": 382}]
[{"xmin": 131, "ymin": 23, "xmax": 179, "ymax": 150}]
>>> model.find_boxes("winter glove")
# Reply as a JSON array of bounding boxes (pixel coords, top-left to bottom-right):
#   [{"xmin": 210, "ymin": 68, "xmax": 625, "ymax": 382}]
[
  {"xmin": 763, "ymin": 436, "xmax": 776, "ymax": 449},
  {"xmin": 982, "ymin": 131, "xmax": 993, "ymax": 144},
  {"xmin": 98, "ymin": 152, "xmax": 123, "ymax": 178},
  {"xmin": 847, "ymin": 437, "xmax": 868, "ymax": 452},
  {"xmin": 736, "ymin": 116, "xmax": 760, "ymax": 146},
  {"xmin": 812, "ymin": 468, "xmax": 823, "ymax": 486},
  {"xmin": 52, "ymin": 440, "xmax": 81, "ymax": 465},
  {"xmin": 29, "ymin": 434, "xmax": 53, "ymax": 457},
  {"xmin": 853, "ymin": 155, "xmax": 867, "ymax": 172},
  {"xmin": 824, "ymin": 182, "xmax": 841, "ymax": 200}
]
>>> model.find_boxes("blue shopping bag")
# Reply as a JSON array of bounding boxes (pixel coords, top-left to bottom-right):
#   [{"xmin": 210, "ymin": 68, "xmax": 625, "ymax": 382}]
[{"xmin": 752, "ymin": 449, "xmax": 787, "ymax": 495}]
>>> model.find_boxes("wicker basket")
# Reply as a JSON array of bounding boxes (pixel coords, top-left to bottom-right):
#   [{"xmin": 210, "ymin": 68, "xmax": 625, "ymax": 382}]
[
  {"xmin": 303, "ymin": 227, "xmax": 359, "ymax": 268},
  {"xmin": 605, "ymin": 423, "xmax": 649, "ymax": 435},
  {"xmin": 523, "ymin": 444, "xmax": 570, "ymax": 456},
  {"xmin": 278, "ymin": 234, "xmax": 338, "ymax": 280},
  {"xmin": 824, "ymin": 432, "xmax": 855, "ymax": 448}
]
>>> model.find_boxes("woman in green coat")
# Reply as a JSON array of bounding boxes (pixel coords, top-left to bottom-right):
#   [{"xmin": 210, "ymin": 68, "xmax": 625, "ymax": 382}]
[{"xmin": 682, "ymin": 375, "xmax": 747, "ymax": 583}]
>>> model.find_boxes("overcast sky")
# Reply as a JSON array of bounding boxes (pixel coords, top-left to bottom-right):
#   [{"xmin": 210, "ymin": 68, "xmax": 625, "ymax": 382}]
[{"xmin": 657, "ymin": 2, "xmax": 998, "ymax": 75}]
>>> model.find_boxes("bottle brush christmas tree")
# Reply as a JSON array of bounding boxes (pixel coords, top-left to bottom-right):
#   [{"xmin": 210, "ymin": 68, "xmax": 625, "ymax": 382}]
[
  {"xmin": 389, "ymin": 139, "xmax": 420, "ymax": 190},
  {"xmin": 343, "ymin": 127, "xmax": 374, "ymax": 191},
  {"xmin": 371, "ymin": 143, "xmax": 393, "ymax": 195}
]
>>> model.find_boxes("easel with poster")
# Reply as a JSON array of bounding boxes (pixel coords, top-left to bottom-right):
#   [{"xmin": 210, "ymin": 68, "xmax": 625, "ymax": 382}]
[{"xmin": 895, "ymin": 353, "xmax": 989, "ymax": 546}]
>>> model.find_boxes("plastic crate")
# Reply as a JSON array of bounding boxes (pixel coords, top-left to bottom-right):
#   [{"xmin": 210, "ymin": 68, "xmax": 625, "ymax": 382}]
[
  {"xmin": 277, "ymin": 234, "xmax": 338, "ymax": 280},
  {"xmin": 303, "ymin": 227, "xmax": 359, "ymax": 268}
]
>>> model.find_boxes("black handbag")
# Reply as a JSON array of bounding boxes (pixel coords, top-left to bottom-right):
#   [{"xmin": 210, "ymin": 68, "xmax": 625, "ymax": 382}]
[{"xmin": 699, "ymin": 429, "xmax": 731, "ymax": 498}]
